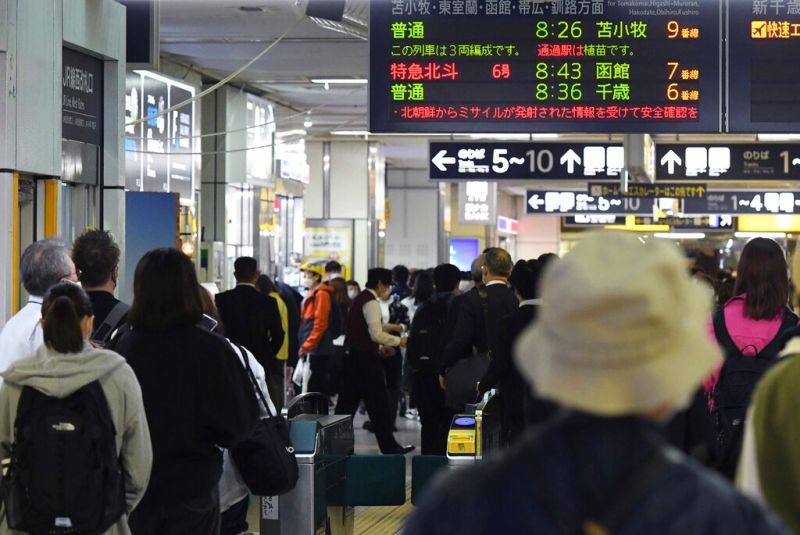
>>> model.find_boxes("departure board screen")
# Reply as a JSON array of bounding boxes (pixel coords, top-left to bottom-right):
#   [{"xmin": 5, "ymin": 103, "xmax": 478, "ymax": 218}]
[
  {"xmin": 369, "ymin": 0, "xmax": 722, "ymax": 133},
  {"xmin": 728, "ymin": 1, "xmax": 800, "ymax": 132}
]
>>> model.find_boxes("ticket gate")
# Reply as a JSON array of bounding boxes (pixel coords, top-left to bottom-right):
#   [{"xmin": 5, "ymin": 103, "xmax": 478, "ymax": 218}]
[{"xmin": 446, "ymin": 392, "xmax": 504, "ymax": 468}]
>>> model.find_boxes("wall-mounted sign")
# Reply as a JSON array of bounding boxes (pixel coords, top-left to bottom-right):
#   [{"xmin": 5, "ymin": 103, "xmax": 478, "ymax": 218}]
[
  {"xmin": 370, "ymin": 0, "xmax": 722, "ymax": 133},
  {"xmin": 634, "ymin": 215, "xmax": 734, "ymax": 230},
  {"xmin": 125, "ymin": 71, "xmax": 196, "ymax": 202},
  {"xmin": 458, "ymin": 181, "xmax": 497, "ymax": 224},
  {"xmin": 728, "ymin": 1, "xmax": 800, "ymax": 132},
  {"xmin": 656, "ymin": 144, "xmax": 800, "ymax": 180},
  {"xmin": 683, "ymin": 190, "xmax": 800, "ymax": 215},
  {"xmin": 526, "ymin": 189, "xmax": 655, "ymax": 215},
  {"xmin": 275, "ymin": 139, "xmax": 310, "ymax": 184},
  {"xmin": 497, "ymin": 215, "xmax": 519, "ymax": 234},
  {"xmin": 429, "ymin": 142, "xmax": 624, "ymax": 179},
  {"xmin": 62, "ymin": 48, "xmax": 103, "ymax": 146},
  {"xmin": 246, "ymin": 94, "xmax": 275, "ymax": 184},
  {"xmin": 303, "ymin": 219, "xmax": 354, "ymax": 280},
  {"xmin": 588, "ymin": 182, "xmax": 707, "ymax": 199},
  {"xmin": 564, "ymin": 215, "xmax": 624, "ymax": 226}
]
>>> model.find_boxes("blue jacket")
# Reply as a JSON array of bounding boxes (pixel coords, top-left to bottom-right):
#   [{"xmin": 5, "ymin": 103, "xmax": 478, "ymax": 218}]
[{"xmin": 406, "ymin": 413, "xmax": 790, "ymax": 535}]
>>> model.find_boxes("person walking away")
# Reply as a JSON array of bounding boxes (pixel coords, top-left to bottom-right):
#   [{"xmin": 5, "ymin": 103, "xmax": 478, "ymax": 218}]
[
  {"xmin": 276, "ymin": 279, "xmax": 302, "ymax": 401},
  {"xmin": 406, "ymin": 232, "xmax": 791, "ymax": 535},
  {"xmin": 439, "ymin": 248, "xmax": 517, "ymax": 406},
  {"xmin": 256, "ymin": 274, "xmax": 290, "ymax": 363},
  {"xmin": 407, "ymin": 264, "xmax": 461, "ymax": 455},
  {"xmin": 327, "ymin": 277, "xmax": 351, "ymax": 399},
  {"xmin": 215, "ymin": 257, "xmax": 285, "ymax": 410},
  {"xmin": 478, "ymin": 259, "xmax": 558, "ymax": 445},
  {"xmin": 0, "ymin": 282, "xmax": 151, "ymax": 535},
  {"xmin": 298, "ymin": 260, "xmax": 337, "ymax": 397},
  {"xmin": 325, "ymin": 260, "xmax": 344, "ymax": 281},
  {"xmin": 335, "ymin": 268, "xmax": 415, "ymax": 454},
  {"xmin": 391, "ymin": 265, "xmax": 412, "ymax": 301},
  {"xmin": 110, "ymin": 248, "xmax": 259, "ymax": 534},
  {"xmin": 0, "ymin": 239, "xmax": 79, "ymax": 382},
  {"xmin": 399, "ymin": 271, "xmax": 435, "ymax": 420},
  {"xmin": 706, "ymin": 238, "xmax": 798, "ymax": 478},
  {"xmin": 72, "ymin": 230, "xmax": 129, "ymax": 346}
]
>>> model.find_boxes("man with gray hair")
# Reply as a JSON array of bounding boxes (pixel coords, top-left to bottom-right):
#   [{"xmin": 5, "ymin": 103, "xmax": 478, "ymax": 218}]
[{"xmin": 0, "ymin": 239, "xmax": 78, "ymax": 380}]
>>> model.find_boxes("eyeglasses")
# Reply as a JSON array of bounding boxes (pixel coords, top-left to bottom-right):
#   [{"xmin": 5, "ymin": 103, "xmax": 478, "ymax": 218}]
[{"xmin": 59, "ymin": 269, "xmax": 82, "ymax": 283}]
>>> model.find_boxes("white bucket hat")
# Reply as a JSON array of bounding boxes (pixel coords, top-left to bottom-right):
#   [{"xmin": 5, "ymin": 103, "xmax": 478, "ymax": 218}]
[{"xmin": 513, "ymin": 231, "xmax": 720, "ymax": 416}]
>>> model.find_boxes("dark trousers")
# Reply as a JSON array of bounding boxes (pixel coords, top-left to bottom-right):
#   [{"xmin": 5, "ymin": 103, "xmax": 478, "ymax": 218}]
[
  {"xmin": 129, "ymin": 487, "xmax": 220, "ymax": 535},
  {"xmin": 220, "ymin": 495, "xmax": 249, "ymax": 535},
  {"xmin": 307, "ymin": 353, "xmax": 330, "ymax": 398},
  {"xmin": 263, "ymin": 358, "xmax": 285, "ymax": 413},
  {"xmin": 335, "ymin": 349, "xmax": 400, "ymax": 453},
  {"xmin": 381, "ymin": 353, "xmax": 402, "ymax": 422},
  {"xmin": 414, "ymin": 370, "xmax": 453, "ymax": 455}
]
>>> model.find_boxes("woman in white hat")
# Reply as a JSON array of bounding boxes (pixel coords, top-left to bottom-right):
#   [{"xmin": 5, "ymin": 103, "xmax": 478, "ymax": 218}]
[{"xmin": 405, "ymin": 232, "xmax": 790, "ymax": 535}]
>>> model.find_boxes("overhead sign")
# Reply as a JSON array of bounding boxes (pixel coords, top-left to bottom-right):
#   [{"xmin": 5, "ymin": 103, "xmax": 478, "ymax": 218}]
[
  {"xmin": 246, "ymin": 94, "xmax": 276, "ymax": 185},
  {"xmin": 497, "ymin": 215, "xmax": 519, "ymax": 234},
  {"xmin": 429, "ymin": 142, "xmax": 624, "ymax": 179},
  {"xmin": 62, "ymin": 48, "xmax": 103, "ymax": 146},
  {"xmin": 588, "ymin": 182, "xmax": 707, "ymax": 199},
  {"xmin": 683, "ymin": 190, "xmax": 800, "ymax": 215},
  {"xmin": 458, "ymin": 181, "xmax": 497, "ymax": 224},
  {"xmin": 634, "ymin": 215, "xmax": 734, "ymax": 230},
  {"xmin": 370, "ymin": 0, "xmax": 722, "ymax": 133},
  {"xmin": 728, "ymin": 1, "xmax": 800, "ymax": 132},
  {"xmin": 564, "ymin": 215, "xmax": 624, "ymax": 226},
  {"xmin": 656, "ymin": 144, "xmax": 800, "ymax": 180},
  {"xmin": 526, "ymin": 190, "xmax": 654, "ymax": 215}
]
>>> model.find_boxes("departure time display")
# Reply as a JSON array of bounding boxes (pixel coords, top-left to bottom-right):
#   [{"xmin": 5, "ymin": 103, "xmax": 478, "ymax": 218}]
[{"xmin": 369, "ymin": 0, "xmax": 722, "ymax": 133}]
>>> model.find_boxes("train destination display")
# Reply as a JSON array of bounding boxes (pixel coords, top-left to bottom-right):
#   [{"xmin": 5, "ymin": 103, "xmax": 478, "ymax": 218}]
[
  {"xmin": 370, "ymin": 0, "xmax": 722, "ymax": 133},
  {"xmin": 728, "ymin": 0, "xmax": 800, "ymax": 132}
]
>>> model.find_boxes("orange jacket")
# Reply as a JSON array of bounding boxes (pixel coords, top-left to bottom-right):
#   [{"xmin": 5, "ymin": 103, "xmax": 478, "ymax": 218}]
[{"xmin": 299, "ymin": 283, "xmax": 333, "ymax": 354}]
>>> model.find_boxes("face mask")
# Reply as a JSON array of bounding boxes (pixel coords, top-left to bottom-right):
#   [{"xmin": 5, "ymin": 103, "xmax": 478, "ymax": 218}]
[
  {"xmin": 301, "ymin": 277, "xmax": 314, "ymax": 289},
  {"xmin": 347, "ymin": 289, "xmax": 359, "ymax": 300}
]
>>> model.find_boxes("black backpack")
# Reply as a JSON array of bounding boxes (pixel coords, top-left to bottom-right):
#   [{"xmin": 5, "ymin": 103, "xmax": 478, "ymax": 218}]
[
  {"xmin": 711, "ymin": 307, "xmax": 797, "ymax": 477},
  {"xmin": 2, "ymin": 381, "xmax": 125, "ymax": 535},
  {"xmin": 407, "ymin": 296, "xmax": 450, "ymax": 372}
]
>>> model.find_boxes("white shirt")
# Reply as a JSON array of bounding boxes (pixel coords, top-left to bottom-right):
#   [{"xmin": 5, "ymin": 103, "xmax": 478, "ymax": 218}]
[
  {"xmin": 0, "ymin": 297, "xmax": 44, "ymax": 385},
  {"xmin": 519, "ymin": 299, "xmax": 542, "ymax": 308},
  {"xmin": 364, "ymin": 290, "xmax": 402, "ymax": 347},
  {"xmin": 486, "ymin": 280, "xmax": 508, "ymax": 287}
]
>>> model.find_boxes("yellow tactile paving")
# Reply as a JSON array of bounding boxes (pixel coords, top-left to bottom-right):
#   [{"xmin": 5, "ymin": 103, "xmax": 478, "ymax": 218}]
[{"xmin": 353, "ymin": 483, "xmax": 414, "ymax": 535}]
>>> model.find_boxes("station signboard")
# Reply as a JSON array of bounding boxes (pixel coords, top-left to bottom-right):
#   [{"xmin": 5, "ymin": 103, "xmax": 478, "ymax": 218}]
[
  {"xmin": 656, "ymin": 143, "xmax": 800, "ymax": 180},
  {"xmin": 563, "ymin": 214, "xmax": 624, "ymax": 226},
  {"xmin": 370, "ymin": 0, "xmax": 722, "ymax": 133},
  {"xmin": 683, "ymin": 190, "xmax": 800, "ymax": 215},
  {"xmin": 633, "ymin": 215, "xmax": 734, "ymax": 230},
  {"xmin": 526, "ymin": 189, "xmax": 655, "ymax": 215},
  {"xmin": 429, "ymin": 142, "xmax": 623, "ymax": 179},
  {"xmin": 588, "ymin": 182, "xmax": 707, "ymax": 199},
  {"xmin": 728, "ymin": 1, "xmax": 800, "ymax": 132}
]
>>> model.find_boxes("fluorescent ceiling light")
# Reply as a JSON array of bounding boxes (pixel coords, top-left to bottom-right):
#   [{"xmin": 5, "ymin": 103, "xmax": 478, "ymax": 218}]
[
  {"xmin": 331, "ymin": 130, "xmax": 370, "ymax": 136},
  {"xmin": 734, "ymin": 232, "xmax": 787, "ymax": 239},
  {"xmin": 461, "ymin": 133, "xmax": 559, "ymax": 140},
  {"xmin": 276, "ymin": 129, "xmax": 306, "ymax": 138},
  {"xmin": 654, "ymin": 233, "xmax": 706, "ymax": 240},
  {"xmin": 757, "ymin": 134, "xmax": 800, "ymax": 141},
  {"xmin": 311, "ymin": 78, "xmax": 368, "ymax": 84}
]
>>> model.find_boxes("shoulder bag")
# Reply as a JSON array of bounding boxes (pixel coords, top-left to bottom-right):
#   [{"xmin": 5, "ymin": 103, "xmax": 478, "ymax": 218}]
[{"xmin": 231, "ymin": 345, "xmax": 299, "ymax": 496}]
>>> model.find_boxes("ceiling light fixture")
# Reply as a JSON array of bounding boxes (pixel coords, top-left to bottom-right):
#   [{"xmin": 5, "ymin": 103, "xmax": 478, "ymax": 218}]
[
  {"xmin": 734, "ymin": 231, "xmax": 787, "ymax": 239},
  {"xmin": 330, "ymin": 129, "xmax": 370, "ymax": 136},
  {"xmin": 303, "ymin": 119, "xmax": 313, "ymax": 128},
  {"xmin": 653, "ymin": 233, "xmax": 706, "ymax": 240},
  {"xmin": 276, "ymin": 129, "xmax": 307, "ymax": 138}
]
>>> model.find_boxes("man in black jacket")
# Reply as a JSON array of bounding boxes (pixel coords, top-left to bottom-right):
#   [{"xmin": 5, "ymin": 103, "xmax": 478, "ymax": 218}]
[
  {"xmin": 439, "ymin": 248, "xmax": 518, "ymax": 401},
  {"xmin": 216, "ymin": 257, "xmax": 285, "ymax": 408}
]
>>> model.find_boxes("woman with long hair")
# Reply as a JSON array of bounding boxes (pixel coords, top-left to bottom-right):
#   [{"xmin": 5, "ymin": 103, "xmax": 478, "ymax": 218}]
[{"xmin": 0, "ymin": 283, "xmax": 152, "ymax": 535}]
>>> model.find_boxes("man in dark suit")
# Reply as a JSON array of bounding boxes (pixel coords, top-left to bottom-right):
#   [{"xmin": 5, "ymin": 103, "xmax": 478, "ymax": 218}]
[
  {"xmin": 479, "ymin": 258, "xmax": 558, "ymax": 445},
  {"xmin": 439, "ymin": 248, "xmax": 518, "ymax": 401},
  {"xmin": 216, "ymin": 257, "xmax": 285, "ymax": 409}
]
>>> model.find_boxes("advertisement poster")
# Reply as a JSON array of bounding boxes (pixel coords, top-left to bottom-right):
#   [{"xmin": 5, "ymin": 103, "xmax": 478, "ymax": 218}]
[
  {"xmin": 141, "ymin": 74, "xmax": 169, "ymax": 193},
  {"xmin": 169, "ymin": 84, "xmax": 194, "ymax": 200},
  {"xmin": 303, "ymin": 220, "xmax": 354, "ymax": 280},
  {"xmin": 124, "ymin": 71, "xmax": 143, "ymax": 192},
  {"xmin": 246, "ymin": 94, "xmax": 275, "ymax": 184}
]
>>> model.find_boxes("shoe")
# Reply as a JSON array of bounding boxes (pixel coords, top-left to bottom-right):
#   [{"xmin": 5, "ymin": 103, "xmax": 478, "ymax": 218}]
[{"xmin": 383, "ymin": 444, "xmax": 415, "ymax": 455}]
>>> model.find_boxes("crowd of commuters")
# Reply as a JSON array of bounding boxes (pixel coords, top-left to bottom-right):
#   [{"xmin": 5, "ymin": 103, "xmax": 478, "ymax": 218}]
[{"xmin": 5, "ymin": 229, "xmax": 800, "ymax": 533}]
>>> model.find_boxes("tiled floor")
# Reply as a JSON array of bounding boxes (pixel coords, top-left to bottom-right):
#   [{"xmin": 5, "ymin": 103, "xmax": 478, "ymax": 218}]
[{"xmin": 246, "ymin": 407, "xmax": 422, "ymax": 534}]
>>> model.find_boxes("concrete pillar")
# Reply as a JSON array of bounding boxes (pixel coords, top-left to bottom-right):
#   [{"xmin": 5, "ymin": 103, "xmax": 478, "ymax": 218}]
[
  {"xmin": 517, "ymin": 197, "xmax": 561, "ymax": 259},
  {"xmin": 385, "ymin": 168, "xmax": 440, "ymax": 269}
]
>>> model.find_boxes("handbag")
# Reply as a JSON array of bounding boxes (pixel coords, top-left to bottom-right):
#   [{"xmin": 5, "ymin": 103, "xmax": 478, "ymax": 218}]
[
  {"xmin": 445, "ymin": 287, "xmax": 493, "ymax": 410},
  {"xmin": 231, "ymin": 345, "xmax": 299, "ymax": 496}
]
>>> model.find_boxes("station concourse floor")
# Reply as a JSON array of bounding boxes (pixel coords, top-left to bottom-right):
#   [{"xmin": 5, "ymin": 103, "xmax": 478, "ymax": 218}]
[{"xmin": 246, "ymin": 408, "xmax": 422, "ymax": 534}]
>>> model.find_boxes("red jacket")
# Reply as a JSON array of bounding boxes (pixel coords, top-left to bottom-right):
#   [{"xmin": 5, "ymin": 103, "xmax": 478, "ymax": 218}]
[{"xmin": 299, "ymin": 283, "xmax": 333, "ymax": 354}]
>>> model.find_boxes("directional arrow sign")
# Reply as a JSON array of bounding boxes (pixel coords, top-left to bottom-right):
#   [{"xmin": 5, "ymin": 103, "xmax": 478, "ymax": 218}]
[
  {"xmin": 528, "ymin": 194, "xmax": 544, "ymax": 210},
  {"xmin": 560, "ymin": 149, "xmax": 581, "ymax": 174},
  {"xmin": 660, "ymin": 150, "xmax": 682, "ymax": 175},
  {"xmin": 429, "ymin": 142, "xmax": 623, "ymax": 180},
  {"xmin": 431, "ymin": 150, "xmax": 456, "ymax": 172}
]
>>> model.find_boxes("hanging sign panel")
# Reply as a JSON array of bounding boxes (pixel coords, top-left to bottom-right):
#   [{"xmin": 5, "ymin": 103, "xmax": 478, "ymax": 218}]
[
  {"xmin": 728, "ymin": 1, "xmax": 800, "ymax": 132},
  {"xmin": 526, "ymin": 189, "xmax": 655, "ymax": 215},
  {"xmin": 683, "ymin": 190, "xmax": 800, "ymax": 215},
  {"xmin": 370, "ymin": 0, "xmax": 722, "ymax": 133},
  {"xmin": 429, "ymin": 142, "xmax": 624, "ymax": 179},
  {"xmin": 656, "ymin": 144, "xmax": 800, "ymax": 180}
]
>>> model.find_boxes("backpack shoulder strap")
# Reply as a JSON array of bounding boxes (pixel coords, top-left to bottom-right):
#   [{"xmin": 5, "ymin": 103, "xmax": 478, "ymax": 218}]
[
  {"xmin": 712, "ymin": 307, "xmax": 741, "ymax": 358},
  {"xmin": 80, "ymin": 380, "xmax": 117, "ymax": 434},
  {"xmin": 93, "ymin": 302, "xmax": 130, "ymax": 344},
  {"xmin": 756, "ymin": 308, "xmax": 800, "ymax": 359}
]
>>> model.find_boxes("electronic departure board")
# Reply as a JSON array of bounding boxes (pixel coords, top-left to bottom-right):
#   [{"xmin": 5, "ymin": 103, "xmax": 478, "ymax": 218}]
[
  {"xmin": 728, "ymin": 0, "xmax": 800, "ymax": 132},
  {"xmin": 369, "ymin": 0, "xmax": 722, "ymax": 133}
]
